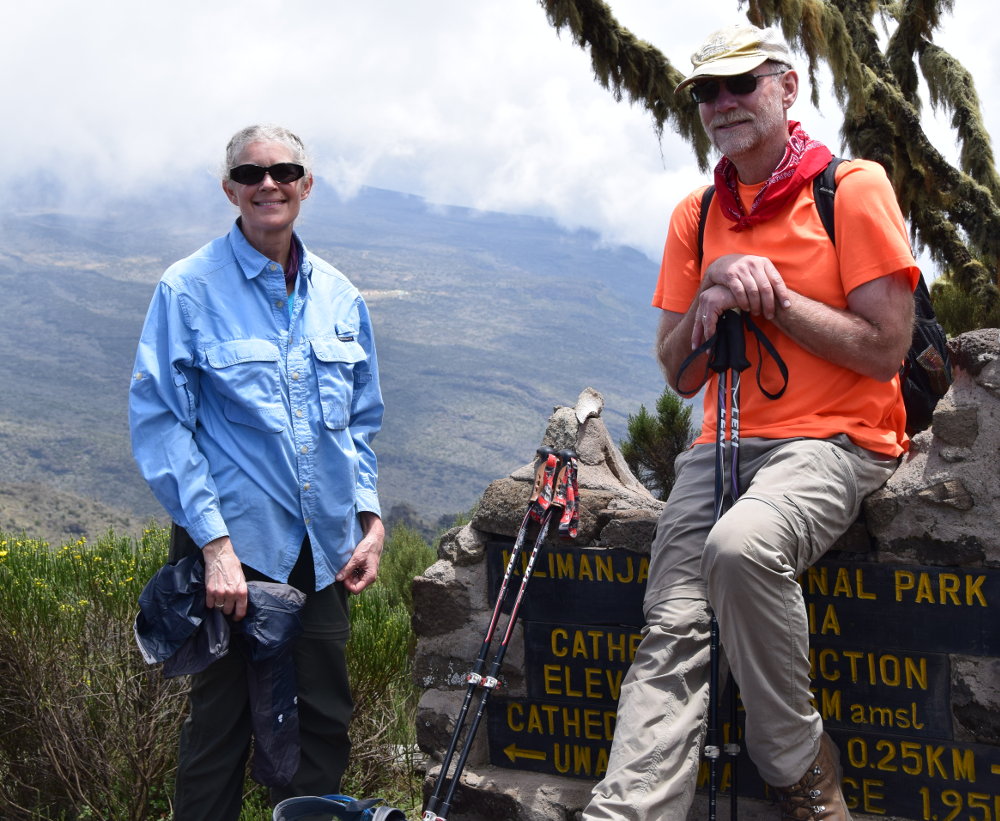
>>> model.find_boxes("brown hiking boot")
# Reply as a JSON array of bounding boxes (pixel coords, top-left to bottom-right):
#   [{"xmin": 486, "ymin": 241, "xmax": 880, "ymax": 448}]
[{"xmin": 771, "ymin": 733, "xmax": 852, "ymax": 820}]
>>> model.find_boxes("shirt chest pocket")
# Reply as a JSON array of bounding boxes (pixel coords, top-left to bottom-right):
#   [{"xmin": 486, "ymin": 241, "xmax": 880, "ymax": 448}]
[
  {"xmin": 311, "ymin": 336, "xmax": 367, "ymax": 431},
  {"xmin": 205, "ymin": 340, "xmax": 285, "ymax": 432}
]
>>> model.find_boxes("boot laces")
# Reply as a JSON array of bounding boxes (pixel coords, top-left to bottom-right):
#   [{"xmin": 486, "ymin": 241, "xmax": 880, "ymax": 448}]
[{"xmin": 777, "ymin": 764, "xmax": 827, "ymax": 819}]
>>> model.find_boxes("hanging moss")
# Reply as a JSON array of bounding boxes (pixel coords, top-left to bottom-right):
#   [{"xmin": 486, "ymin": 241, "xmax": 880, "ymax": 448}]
[{"xmin": 537, "ymin": 0, "xmax": 1000, "ymax": 324}]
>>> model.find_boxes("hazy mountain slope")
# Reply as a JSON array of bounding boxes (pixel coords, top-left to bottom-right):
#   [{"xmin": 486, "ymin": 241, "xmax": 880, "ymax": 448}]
[{"xmin": 0, "ymin": 180, "xmax": 668, "ymax": 534}]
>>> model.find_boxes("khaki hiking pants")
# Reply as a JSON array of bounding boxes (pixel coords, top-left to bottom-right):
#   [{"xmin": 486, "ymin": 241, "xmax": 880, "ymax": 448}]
[{"xmin": 583, "ymin": 435, "xmax": 897, "ymax": 820}]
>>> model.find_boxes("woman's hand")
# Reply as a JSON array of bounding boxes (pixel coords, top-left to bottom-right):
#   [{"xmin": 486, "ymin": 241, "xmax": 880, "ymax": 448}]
[
  {"xmin": 203, "ymin": 536, "xmax": 248, "ymax": 621},
  {"xmin": 337, "ymin": 513, "xmax": 385, "ymax": 594}
]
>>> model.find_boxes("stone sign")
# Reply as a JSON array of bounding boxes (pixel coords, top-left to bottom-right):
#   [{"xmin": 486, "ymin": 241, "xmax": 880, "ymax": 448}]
[{"xmin": 480, "ymin": 541, "xmax": 1000, "ymax": 819}]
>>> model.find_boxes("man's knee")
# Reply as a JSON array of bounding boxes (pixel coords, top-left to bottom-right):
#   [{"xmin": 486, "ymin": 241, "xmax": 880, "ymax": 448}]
[{"xmin": 703, "ymin": 498, "xmax": 798, "ymax": 586}]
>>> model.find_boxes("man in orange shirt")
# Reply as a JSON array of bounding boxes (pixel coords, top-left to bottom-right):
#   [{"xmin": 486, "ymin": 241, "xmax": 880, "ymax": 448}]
[{"xmin": 583, "ymin": 24, "xmax": 917, "ymax": 821}]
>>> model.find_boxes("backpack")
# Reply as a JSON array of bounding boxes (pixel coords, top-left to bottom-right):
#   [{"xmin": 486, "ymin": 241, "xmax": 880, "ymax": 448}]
[{"xmin": 696, "ymin": 158, "xmax": 952, "ymax": 435}]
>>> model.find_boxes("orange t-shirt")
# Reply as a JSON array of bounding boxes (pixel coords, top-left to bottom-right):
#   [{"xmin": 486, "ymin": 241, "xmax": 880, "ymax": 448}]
[{"xmin": 652, "ymin": 159, "xmax": 920, "ymax": 457}]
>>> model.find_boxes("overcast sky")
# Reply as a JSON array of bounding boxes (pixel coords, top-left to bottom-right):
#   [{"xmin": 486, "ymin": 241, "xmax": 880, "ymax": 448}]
[{"xmin": 5, "ymin": 0, "xmax": 998, "ymax": 263}]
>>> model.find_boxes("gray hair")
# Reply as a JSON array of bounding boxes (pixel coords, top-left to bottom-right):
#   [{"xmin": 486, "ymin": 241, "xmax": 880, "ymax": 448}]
[{"xmin": 223, "ymin": 124, "xmax": 311, "ymax": 179}]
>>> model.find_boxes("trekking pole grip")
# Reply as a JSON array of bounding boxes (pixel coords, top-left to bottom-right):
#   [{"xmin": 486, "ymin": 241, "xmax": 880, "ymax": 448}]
[{"xmin": 711, "ymin": 311, "xmax": 749, "ymax": 374}]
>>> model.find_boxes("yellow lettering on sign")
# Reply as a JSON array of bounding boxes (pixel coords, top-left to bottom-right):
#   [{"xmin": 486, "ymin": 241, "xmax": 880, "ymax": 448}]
[
  {"xmin": 637, "ymin": 558, "xmax": 649, "ymax": 585},
  {"xmin": 834, "ymin": 650, "xmax": 928, "ymax": 689},
  {"xmin": 595, "ymin": 555, "xmax": 614, "ymax": 582},
  {"xmin": 806, "ymin": 566, "xmax": 829, "ymax": 596},
  {"xmin": 542, "ymin": 664, "xmax": 561, "ymax": 696},
  {"xmin": 505, "ymin": 704, "xmax": 618, "ymax": 741},
  {"xmin": 808, "ymin": 687, "xmax": 842, "ymax": 722},
  {"xmin": 830, "ymin": 567, "xmax": 877, "ymax": 599},
  {"xmin": 966, "ymin": 574, "xmax": 987, "ymax": 606},
  {"xmin": 861, "ymin": 779, "xmax": 886, "ymax": 815},
  {"xmin": 894, "ymin": 571, "xmax": 989, "ymax": 606},
  {"xmin": 542, "ymin": 664, "xmax": 628, "ymax": 702},
  {"xmin": 848, "ymin": 702, "xmax": 925, "ymax": 731},
  {"xmin": 615, "ymin": 557, "xmax": 635, "ymax": 583},
  {"xmin": 846, "ymin": 737, "xmax": 979, "ymax": 783},
  {"xmin": 606, "ymin": 631, "xmax": 627, "ymax": 663},
  {"xmin": 547, "ymin": 628, "xmax": 640, "ymax": 664},
  {"xmin": 805, "ymin": 566, "xmax": 877, "ymax": 599},
  {"xmin": 507, "ymin": 702, "xmax": 524, "ymax": 732},
  {"xmin": 562, "ymin": 708, "xmax": 580, "ymax": 737},
  {"xmin": 553, "ymin": 743, "xmax": 610, "ymax": 778},
  {"xmin": 842, "ymin": 776, "xmax": 887, "ymax": 816},
  {"xmin": 953, "ymin": 748, "xmax": 976, "ymax": 782},
  {"xmin": 550, "ymin": 628, "xmax": 568, "ymax": 658},
  {"xmin": 807, "ymin": 603, "xmax": 842, "ymax": 635}
]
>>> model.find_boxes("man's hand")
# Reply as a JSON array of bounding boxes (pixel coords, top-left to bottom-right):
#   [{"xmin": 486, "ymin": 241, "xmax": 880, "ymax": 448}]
[
  {"xmin": 203, "ymin": 536, "xmax": 248, "ymax": 621},
  {"xmin": 703, "ymin": 253, "xmax": 792, "ymax": 314},
  {"xmin": 337, "ymin": 512, "xmax": 385, "ymax": 594}
]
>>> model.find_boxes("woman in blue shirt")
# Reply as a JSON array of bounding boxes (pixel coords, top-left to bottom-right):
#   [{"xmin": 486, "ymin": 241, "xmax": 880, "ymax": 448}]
[{"xmin": 130, "ymin": 124, "xmax": 385, "ymax": 820}]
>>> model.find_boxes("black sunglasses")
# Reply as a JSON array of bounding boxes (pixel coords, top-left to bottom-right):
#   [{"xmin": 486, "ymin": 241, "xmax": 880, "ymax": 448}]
[
  {"xmin": 229, "ymin": 163, "xmax": 305, "ymax": 185},
  {"xmin": 689, "ymin": 70, "xmax": 786, "ymax": 105}
]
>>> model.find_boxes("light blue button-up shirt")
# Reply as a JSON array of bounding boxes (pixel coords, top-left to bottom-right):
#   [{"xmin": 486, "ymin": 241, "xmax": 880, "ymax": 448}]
[{"xmin": 129, "ymin": 222, "xmax": 383, "ymax": 590}]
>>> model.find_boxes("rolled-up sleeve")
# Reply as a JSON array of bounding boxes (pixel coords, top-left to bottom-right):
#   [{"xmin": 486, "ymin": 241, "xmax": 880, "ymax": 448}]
[{"xmin": 129, "ymin": 281, "xmax": 228, "ymax": 547}]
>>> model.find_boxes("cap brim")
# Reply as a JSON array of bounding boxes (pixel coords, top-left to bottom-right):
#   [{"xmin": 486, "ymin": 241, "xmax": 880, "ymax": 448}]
[{"xmin": 675, "ymin": 54, "xmax": 770, "ymax": 94}]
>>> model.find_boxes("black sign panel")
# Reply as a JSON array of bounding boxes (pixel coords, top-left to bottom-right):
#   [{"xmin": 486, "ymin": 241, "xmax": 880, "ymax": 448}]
[
  {"xmin": 523, "ymin": 622, "xmax": 643, "ymax": 704},
  {"xmin": 487, "ymin": 696, "xmax": 1000, "ymax": 821},
  {"xmin": 486, "ymin": 543, "xmax": 1000, "ymax": 657},
  {"xmin": 802, "ymin": 562, "xmax": 999, "ymax": 656},
  {"xmin": 521, "ymin": 621, "xmax": 954, "ymax": 737},
  {"xmin": 808, "ymin": 645, "xmax": 952, "ymax": 738},
  {"xmin": 835, "ymin": 732, "xmax": 1000, "ymax": 820},
  {"xmin": 483, "ymin": 541, "xmax": 1000, "ymax": 820},
  {"xmin": 486, "ymin": 695, "xmax": 618, "ymax": 782},
  {"xmin": 485, "ymin": 541, "xmax": 646, "ymax": 627}
]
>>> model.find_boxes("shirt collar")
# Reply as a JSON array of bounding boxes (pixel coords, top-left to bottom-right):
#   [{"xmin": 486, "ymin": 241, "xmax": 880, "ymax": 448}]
[{"xmin": 227, "ymin": 220, "xmax": 312, "ymax": 281}]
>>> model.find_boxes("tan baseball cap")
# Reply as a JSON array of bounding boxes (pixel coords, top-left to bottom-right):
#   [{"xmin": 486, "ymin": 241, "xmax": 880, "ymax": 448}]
[{"xmin": 675, "ymin": 24, "xmax": 792, "ymax": 93}]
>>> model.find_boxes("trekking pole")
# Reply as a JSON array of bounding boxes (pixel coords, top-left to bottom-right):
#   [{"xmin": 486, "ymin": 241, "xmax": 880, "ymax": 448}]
[
  {"xmin": 422, "ymin": 446, "xmax": 556, "ymax": 821},
  {"xmin": 706, "ymin": 310, "xmax": 749, "ymax": 821},
  {"xmin": 423, "ymin": 450, "xmax": 578, "ymax": 821}
]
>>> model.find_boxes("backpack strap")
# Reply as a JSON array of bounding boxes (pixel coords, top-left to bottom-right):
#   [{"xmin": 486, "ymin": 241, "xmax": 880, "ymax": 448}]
[
  {"xmin": 812, "ymin": 157, "xmax": 844, "ymax": 246},
  {"xmin": 697, "ymin": 184, "xmax": 715, "ymax": 263}
]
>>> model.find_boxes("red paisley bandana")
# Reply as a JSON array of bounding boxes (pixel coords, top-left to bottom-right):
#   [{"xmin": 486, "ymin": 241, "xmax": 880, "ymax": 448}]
[{"xmin": 713, "ymin": 121, "xmax": 833, "ymax": 231}]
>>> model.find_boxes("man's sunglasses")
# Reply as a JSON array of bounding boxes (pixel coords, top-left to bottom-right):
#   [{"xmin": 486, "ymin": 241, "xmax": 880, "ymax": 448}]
[
  {"xmin": 689, "ymin": 70, "xmax": 786, "ymax": 105},
  {"xmin": 229, "ymin": 163, "xmax": 306, "ymax": 185}
]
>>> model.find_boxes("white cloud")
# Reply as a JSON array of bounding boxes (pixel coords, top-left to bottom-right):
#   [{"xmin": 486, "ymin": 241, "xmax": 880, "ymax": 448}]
[{"xmin": 3, "ymin": 0, "xmax": 997, "ymax": 262}]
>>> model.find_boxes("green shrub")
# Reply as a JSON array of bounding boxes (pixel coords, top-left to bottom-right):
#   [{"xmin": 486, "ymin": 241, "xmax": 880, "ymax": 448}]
[
  {"xmin": 0, "ymin": 527, "xmax": 185, "ymax": 821},
  {"xmin": 619, "ymin": 387, "xmax": 695, "ymax": 499},
  {"xmin": 341, "ymin": 523, "xmax": 436, "ymax": 812},
  {"xmin": 0, "ymin": 522, "xmax": 437, "ymax": 820}
]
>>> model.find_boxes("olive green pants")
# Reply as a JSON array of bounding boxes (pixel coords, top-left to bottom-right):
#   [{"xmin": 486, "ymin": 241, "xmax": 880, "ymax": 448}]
[{"xmin": 583, "ymin": 436, "xmax": 897, "ymax": 820}]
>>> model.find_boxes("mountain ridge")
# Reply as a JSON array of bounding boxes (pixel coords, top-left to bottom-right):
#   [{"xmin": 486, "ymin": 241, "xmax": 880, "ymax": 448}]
[{"xmin": 0, "ymin": 179, "xmax": 669, "ymax": 543}]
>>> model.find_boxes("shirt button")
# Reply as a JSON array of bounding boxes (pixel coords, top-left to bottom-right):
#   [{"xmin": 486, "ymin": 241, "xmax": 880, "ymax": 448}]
[
  {"xmin": 269, "ymin": 263, "xmax": 278, "ymax": 271},
  {"xmin": 276, "ymin": 300, "xmax": 284, "ymax": 309},
  {"xmin": 300, "ymin": 445, "xmax": 309, "ymax": 454},
  {"xmin": 292, "ymin": 372, "xmax": 300, "ymax": 381},
  {"xmin": 295, "ymin": 409, "xmax": 304, "ymax": 418},
  {"xmin": 303, "ymin": 482, "xmax": 311, "ymax": 491}
]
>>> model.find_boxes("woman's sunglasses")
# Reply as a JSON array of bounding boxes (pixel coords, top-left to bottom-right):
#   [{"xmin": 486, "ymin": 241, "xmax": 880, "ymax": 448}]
[
  {"xmin": 229, "ymin": 163, "xmax": 305, "ymax": 185},
  {"xmin": 689, "ymin": 70, "xmax": 786, "ymax": 105}
]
